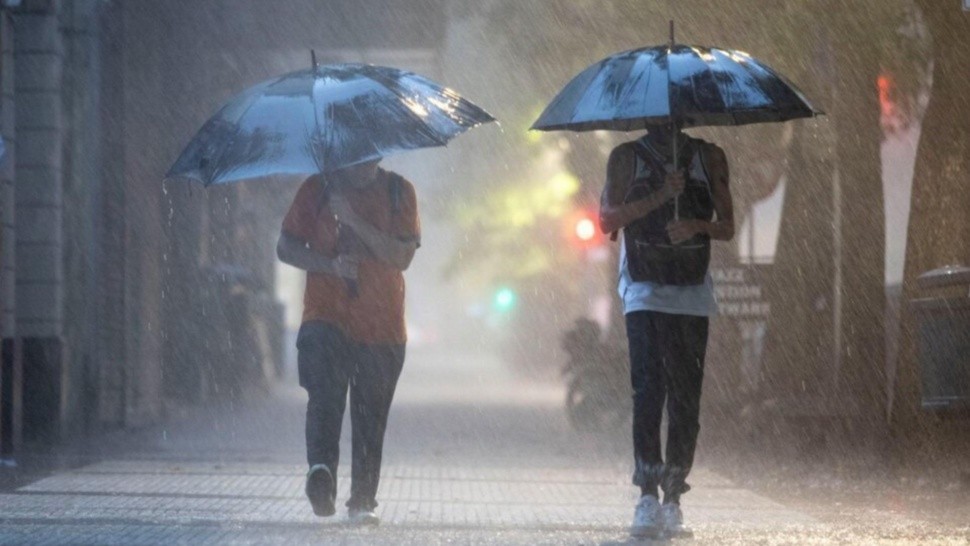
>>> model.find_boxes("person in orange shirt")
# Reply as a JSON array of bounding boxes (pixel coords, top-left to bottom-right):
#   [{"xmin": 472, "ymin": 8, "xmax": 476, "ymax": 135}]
[{"xmin": 277, "ymin": 159, "xmax": 420, "ymax": 526}]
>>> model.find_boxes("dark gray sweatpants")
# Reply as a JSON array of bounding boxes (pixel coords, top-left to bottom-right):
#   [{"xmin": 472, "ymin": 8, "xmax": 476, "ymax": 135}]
[{"xmin": 297, "ymin": 321, "xmax": 405, "ymax": 511}]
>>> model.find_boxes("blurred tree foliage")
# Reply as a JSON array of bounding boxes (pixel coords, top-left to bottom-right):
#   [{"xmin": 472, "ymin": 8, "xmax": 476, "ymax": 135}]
[{"xmin": 440, "ymin": 110, "xmax": 583, "ymax": 286}]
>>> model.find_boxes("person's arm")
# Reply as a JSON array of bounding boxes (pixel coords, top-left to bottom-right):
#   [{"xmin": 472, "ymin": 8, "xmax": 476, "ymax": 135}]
[
  {"xmin": 328, "ymin": 193, "xmax": 419, "ymax": 271},
  {"xmin": 666, "ymin": 144, "xmax": 735, "ymax": 243},
  {"xmin": 276, "ymin": 231, "xmax": 359, "ymax": 279},
  {"xmin": 599, "ymin": 144, "xmax": 685, "ymax": 234}
]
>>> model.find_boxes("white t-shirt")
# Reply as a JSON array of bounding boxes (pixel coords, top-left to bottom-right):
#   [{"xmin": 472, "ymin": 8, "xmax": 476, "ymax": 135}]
[{"xmin": 618, "ymin": 234, "xmax": 718, "ymax": 317}]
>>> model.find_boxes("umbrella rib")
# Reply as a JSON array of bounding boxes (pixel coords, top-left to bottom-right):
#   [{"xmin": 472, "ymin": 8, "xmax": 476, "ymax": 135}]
[
  {"xmin": 700, "ymin": 48, "xmax": 734, "ymax": 122},
  {"xmin": 637, "ymin": 54, "xmax": 657, "ymax": 129},
  {"xmin": 731, "ymin": 53, "xmax": 786, "ymax": 122},
  {"xmin": 631, "ymin": 46, "xmax": 668, "ymax": 130},
  {"xmin": 309, "ymin": 74, "xmax": 328, "ymax": 172},
  {"xmin": 204, "ymin": 91, "xmax": 266, "ymax": 185},
  {"xmin": 600, "ymin": 53, "xmax": 650, "ymax": 130},
  {"xmin": 666, "ymin": 44, "xmax": 676, "ymax": 129},
  {"xmin": 346, "ymin": 97, "xmax": 383, "ymax": 165},
  {"xmin": 755, "ymin": 60, "xmax": 820, "ymax": 118},
  {"xmin": 354, "ymin": 69, "xmax": 449, "ymax": 146},
  {"xmin": 396, "ymin": 93, "xmax": 449, "ymax": 146}
]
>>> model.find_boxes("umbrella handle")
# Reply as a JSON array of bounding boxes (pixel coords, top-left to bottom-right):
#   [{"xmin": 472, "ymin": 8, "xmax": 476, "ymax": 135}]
[
  {"xmin": 335, "ymin": 219, "xmax": 361, "ymax": 299},
  {"xmin": 672, "ymin": 119, "xmax": 680, "ymax": 222},
  {"xmin": 669, "ymin": 20, "xmax": 679, "ymax": 223}
]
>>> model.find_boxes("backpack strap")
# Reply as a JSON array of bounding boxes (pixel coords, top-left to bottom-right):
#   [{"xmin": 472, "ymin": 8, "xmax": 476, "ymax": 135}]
[
  {"xmin": 633, "ymin": 139, "xmax": 668, "ymax": 175},
  {"xmin": 610, "ymin": 142, "xmax": 646, "ymax": 243},
  {"xmin": 316, "ymin": 176, "xmax": 333, "ymax": 214},
  {"xmin": 388, "ymin": 172, "xmax": 404, "ymax": 215}
]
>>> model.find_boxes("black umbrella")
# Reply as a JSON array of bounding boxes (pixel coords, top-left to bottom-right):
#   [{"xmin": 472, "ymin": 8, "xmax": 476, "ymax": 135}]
[
  {"xmin": 532, "ymin": 22, "xmax": 823, "ymax": 183},
  {"xmin": 532, "ymin": 23, "xmax": 823, "ymax": 131}
]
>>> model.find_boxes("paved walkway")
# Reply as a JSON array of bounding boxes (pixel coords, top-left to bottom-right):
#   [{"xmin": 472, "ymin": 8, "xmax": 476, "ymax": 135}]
[{"xmin": 0, "ymin": 351, "xmax": 965, "ymax": 544}]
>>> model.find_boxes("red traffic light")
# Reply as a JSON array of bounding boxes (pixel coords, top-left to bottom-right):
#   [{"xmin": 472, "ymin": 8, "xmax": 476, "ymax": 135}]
[
  {"xmin": 575, "ymin": 217, "xmax": 597, "ymax": 242},
  {"xmin": 564, "ymin": 209, "xmax": 603, "ymax": 247}
]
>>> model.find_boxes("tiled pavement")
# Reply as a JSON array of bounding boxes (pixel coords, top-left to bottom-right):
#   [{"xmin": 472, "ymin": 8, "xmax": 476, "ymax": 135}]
[
  {"xmin": 1, "ymin": 462, "xmax": 805, "ymax": 530},
  {"xmin": 0, "ymin": 460, "xmax": 818, "ymax": 545},
  {"xmin": 0, "ymin": 351, "xmax": 966, "ymax": 545}
]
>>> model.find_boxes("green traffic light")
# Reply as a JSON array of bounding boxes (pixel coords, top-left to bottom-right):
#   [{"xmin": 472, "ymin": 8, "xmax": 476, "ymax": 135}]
[{"xmin": 493, "ymin": 287, "xmax": 516, "ymax": 312}]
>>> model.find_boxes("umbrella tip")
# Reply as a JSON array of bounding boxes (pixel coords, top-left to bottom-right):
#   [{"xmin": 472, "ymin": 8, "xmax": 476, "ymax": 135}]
[
  {"xmin": 311, "ymin": 49, "xmax": 318, "ymax": 73},
  {"xmin": 669, "ymin": 20, "xmax": 675, "ymax": 48}
]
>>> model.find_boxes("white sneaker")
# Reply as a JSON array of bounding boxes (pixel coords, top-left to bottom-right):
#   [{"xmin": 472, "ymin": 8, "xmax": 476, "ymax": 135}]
[
  {"xmin": 348, "ymin": 508, "xmax": 380, "ymax": 526},
  {"xmin": 661, "ymin": 503, "xmax": 691, "ymax": 538},
  {"xmin": 630, "ymin": 494, "xmax": 662, "ymax": 538}
]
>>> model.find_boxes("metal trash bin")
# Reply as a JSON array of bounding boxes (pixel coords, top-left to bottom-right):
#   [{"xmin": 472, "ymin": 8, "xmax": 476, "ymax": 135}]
[{"xmin": 911, "ymin": 265, "xmax": 970, "ymax": 413}]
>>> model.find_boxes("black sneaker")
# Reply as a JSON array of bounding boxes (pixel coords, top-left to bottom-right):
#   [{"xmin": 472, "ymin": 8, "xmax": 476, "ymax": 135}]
[{"xmin": 305, "ymin": 464, "xmax": 335, "ymax": 517}]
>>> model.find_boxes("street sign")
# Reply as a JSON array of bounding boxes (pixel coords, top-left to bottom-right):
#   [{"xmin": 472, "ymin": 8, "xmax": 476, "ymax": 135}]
[{"xmin": 712, "ymin": 267, "xmax": 770, "ymax": 318}]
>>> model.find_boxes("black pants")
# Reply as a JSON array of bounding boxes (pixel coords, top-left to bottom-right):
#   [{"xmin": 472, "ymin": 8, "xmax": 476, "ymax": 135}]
[
  {"xmin": 626, "ymin": 311, "xmax": 708, "ymax": 501},
  {"xmin": 297, "ymin": 321, "xmax": 405, "ymax": 511}
]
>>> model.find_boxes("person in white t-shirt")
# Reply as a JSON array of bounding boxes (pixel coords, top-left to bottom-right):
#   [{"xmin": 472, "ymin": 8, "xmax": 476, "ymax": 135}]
[{"xmin": 599, "ymin": 125, "xmax": 735, "ymax": 539}]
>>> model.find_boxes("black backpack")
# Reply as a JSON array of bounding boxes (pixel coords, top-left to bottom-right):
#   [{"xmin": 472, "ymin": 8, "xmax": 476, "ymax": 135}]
[{"xmin": 622, "ymin": 138, "xmax": 714, "ymax": 286}]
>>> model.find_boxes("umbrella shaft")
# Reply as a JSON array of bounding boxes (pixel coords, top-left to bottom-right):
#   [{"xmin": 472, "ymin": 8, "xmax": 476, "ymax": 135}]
[{"xmin": 672, "ymin": 121, "xmax": 679, "ymax": 221}]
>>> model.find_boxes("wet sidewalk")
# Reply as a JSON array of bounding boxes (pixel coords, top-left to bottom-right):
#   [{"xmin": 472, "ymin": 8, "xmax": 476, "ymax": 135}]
[
  {"xmin": 0, "ymin": 351, "xmax": 963, "ymax": 545},
  {"xmin": 0, "ymin": 463, "xmax": 813, "ymax": 545}
]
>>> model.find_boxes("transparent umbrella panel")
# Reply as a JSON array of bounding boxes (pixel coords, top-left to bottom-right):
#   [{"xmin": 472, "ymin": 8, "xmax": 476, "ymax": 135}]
[{"xmin": 167, "ymin": 64, "xmax": 495, "ymax": 186}]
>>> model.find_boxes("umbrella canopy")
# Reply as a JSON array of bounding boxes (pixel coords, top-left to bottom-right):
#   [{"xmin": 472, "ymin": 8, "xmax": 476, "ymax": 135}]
[
  {"xmin": 167, "ymin": 63, "xmax": 495, "ymax": 186},
  {"xmin": 532, "ymin": 44, "xmax": 822, "ymax": 132}
]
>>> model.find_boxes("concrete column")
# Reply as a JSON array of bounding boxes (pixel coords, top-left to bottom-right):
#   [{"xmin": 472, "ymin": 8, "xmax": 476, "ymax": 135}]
[
  {"xmin": 14, "ymin": 6, "xmax": 66, "ymax": 444},
  {"xmin": 94, "ymin": 0, "xmax": 126, "ymax": 428},
  {"xmin": 0, "ymin": 10, "xmax": 23, "ymax": 460},
  {"xmin": 120, "ymin": 1, "xmax": 164, "ymax": 427},
  {"xmin": 60, "ymin": 0, "xmax": 106, "ymax": 437},
  {"xmin": 14, "ymin": 9, "xmax": 62, "ymax": 338},
  {"xmin": 1, "ymin": 13, "xmax": 14, "ymax": 338}
]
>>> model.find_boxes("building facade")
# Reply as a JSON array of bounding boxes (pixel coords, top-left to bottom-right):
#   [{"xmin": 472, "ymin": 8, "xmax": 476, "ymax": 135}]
[{"xmin": 0, "ymin": 0, "xmax": 446, "ymax": 458}]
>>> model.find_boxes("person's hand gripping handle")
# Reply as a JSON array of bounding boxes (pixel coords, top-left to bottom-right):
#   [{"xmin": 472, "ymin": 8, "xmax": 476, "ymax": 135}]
[{"xmin": 335, "ymin": 224, "xmax": 361, "ymax": 298}]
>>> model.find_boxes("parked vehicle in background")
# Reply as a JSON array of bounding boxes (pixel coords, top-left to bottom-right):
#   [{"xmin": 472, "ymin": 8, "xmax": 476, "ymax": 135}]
[{"xmin": 561, "ymin": 318, "xmax": 630, "ymax": 431}]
